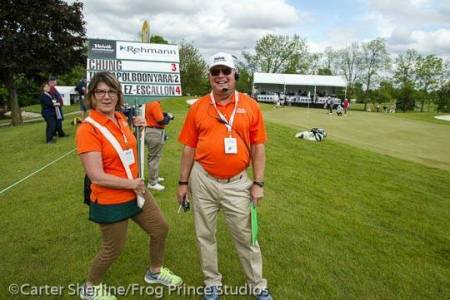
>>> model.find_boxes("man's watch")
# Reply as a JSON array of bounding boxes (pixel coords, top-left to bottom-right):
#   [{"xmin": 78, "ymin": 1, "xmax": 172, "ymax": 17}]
[
  {"xmin": 253, "ymin": 181, "xmax": 264, "ymax": 188},
  {"xmin": 178, "ymin": 181, "xmax": 189, "ymax": 186}
]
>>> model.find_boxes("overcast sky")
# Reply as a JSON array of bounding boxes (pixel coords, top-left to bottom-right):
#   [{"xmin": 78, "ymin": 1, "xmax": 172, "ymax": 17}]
[{"xmin": 79, "ymin": 0, "xmax": 450, "ymax": 59}]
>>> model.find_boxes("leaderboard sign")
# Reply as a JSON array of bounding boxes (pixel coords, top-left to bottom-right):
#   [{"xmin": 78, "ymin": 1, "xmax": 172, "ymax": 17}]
[{"xmin": 87, "ymin": 39, "xmax": 182, "ymax": 102}]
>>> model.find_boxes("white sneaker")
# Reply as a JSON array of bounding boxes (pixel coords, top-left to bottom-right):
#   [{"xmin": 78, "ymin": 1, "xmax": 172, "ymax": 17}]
[
  {"xmin": 158, "ymin": 177, "xmax": 165, "ymax": 182},
  {"xmin": 147, "ymin": 183, "xmax": 165, "ymax": 191}
]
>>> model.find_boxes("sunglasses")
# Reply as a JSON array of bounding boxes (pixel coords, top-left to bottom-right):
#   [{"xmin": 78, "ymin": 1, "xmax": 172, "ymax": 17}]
[{"xmin": 210, "ymin": 67, "xmax": 232, "ymax": 76}]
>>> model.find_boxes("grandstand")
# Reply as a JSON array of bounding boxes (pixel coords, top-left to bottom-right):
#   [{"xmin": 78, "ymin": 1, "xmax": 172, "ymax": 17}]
[{"xmin": 252, "ymin": 72, "xmax": 347, "ymax": 106}]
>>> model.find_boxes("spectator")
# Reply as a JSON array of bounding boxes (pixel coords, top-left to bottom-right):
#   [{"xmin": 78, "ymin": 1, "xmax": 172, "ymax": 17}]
[
  {"xmin": 39, "ymin": 82, "xmax": 58, "ymax": 144},
  {"xmin": 76, "ymin": 78, "xmax": 88, "ymax": 119},
  {"xmin": 48, "ymin": 76, "xmax": 68, "ymax": 137},
  {"xmin": 144, "ymin": 101, "xmax": 174, "ymax": 191}
]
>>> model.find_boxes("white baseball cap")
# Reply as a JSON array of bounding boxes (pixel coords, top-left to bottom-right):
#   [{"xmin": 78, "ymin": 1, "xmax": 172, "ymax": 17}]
[{"xmin": 208, "ymin": 52, "xmax": 236, "ymax": 70}]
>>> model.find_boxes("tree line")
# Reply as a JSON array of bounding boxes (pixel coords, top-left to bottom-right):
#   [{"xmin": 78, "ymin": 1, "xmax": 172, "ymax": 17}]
[{"xmin": 1, "ymin": 1, "xmax": 449, "ymax": 125}]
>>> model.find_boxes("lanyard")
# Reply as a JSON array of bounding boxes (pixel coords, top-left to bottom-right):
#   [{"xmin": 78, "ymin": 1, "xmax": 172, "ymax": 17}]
[
  {"xmin": 114, "ymin": 117, "xmax": 129, "ymax": 147},
  {"xmin": 210, "ymin": 91, "xmax": 239, "ymax": 135}
]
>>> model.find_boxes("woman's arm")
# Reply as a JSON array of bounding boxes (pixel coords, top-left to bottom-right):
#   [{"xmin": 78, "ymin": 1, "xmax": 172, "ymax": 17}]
[{"xmin": 80, "ymin": 152, "xmax": 145, "ymax": 195}]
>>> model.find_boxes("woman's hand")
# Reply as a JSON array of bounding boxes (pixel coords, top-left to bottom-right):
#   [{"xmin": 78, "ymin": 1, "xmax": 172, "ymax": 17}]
[
  {"xmin": 131, "ymin": 178, "xmax": 146, "ymax": 196},
  {"xmin": 133, "ymin": 116, "xmax": 146, "ymax": 127}
]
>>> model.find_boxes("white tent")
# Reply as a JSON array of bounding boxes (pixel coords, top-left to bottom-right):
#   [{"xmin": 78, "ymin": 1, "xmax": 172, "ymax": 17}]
[
  {"xmin": 253, "ymin": 72, "xmax": 346, "ymax": 87},
  {"xmin": 252, "ymin": 72, "xmax": 347, "ymax": 104}
]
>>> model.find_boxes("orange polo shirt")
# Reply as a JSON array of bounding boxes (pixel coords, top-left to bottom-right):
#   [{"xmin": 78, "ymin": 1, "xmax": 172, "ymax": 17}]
[
  {"xmin": 178, "ymin": 92, "xmax": 267, "ymax": 178},
  {"xmin": 76, "ymin": 110, "xmax": 138, "ymax": 205},
  {"xmin": 145, "ymin": 101, "xmax": 165, "ymax": 128}
]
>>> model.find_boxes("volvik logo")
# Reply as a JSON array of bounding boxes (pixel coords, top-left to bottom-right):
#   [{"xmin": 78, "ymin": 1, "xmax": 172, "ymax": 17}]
[
  {"xmin": 93, "ymin": 43, "xmax": 112, "ymax": 50},
  {"xmin": 214, "ymin": 56, "xmax": 226, "ymax": 62}
]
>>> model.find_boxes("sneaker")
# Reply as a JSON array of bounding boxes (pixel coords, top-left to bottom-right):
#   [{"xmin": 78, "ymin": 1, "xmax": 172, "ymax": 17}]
[
  {"xmin": 202, "ymin": 286, "xmax": 220, "ymax": 300},
  {"xmin": 255, "ymin": 289, "xmax": 273, "ymax": 300},
  {"xmin": 144, "ymin": 267, "xmax": 183, "ymax": 287},
  {"xmin": 147, "ymin": 182, "xmax": 165, "ymax": 191},
  {"xmin": 157, "ymin": 177, "xmax": 165, "ymax": 182},
  {"xmin": 79, "ymin": 283, "xmax": 117, "ymax": 300}
]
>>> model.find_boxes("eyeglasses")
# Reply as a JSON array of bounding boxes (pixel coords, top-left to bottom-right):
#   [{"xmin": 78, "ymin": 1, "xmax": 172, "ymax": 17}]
[
  {"xmin": 95, "ymin": 89, "xmax": 118, "ymax": 98},
  {"xmin": 210, "ymin": 67, "xmax": 232, "ymax": 76}
]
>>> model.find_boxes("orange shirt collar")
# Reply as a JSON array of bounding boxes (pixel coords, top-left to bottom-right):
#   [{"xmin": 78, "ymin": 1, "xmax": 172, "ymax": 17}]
[
  {"xmin": 89, "ymin": 109, "xmax": 125, "ymax": 126},
  {"xmin": 212, "ymin": 92, "xmax": 236, "ymax": 107}
]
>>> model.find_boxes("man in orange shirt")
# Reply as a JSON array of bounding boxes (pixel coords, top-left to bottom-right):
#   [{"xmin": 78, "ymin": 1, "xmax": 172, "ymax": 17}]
[
  {"xmin": 177, "ymin": 52, "xmax": 272, "ymax": 300},
  {"xmin": 144, "ymin": 101, "xmax": 174, "ymax": 191}
]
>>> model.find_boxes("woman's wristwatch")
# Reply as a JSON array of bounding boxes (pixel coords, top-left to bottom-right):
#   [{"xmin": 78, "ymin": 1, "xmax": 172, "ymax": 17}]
[{"xmin": 253, "ymin": 181, "xmax": 264, "ymax": 188}]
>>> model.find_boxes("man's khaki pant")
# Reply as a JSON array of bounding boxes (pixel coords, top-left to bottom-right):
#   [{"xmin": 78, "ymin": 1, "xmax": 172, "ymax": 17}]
[
  {"xmin": 190, "ymin": 162, "xmax": 267, "ymax": 290},
  {"xmin": 145, "ymin": 127, "xmax": 165, "ymax": 184}
]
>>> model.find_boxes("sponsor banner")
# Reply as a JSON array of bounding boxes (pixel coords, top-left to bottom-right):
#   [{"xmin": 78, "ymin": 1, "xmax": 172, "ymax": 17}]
[
  {"xmin": 87, "ymin": 59, "xmax": 179, "ymax": 73},
  {"xmin": 117, "ymin": 41, "xmax": 179, "ymax": 62},
  {"xmin": 87, "ymin": 71, "xmax": 180, "ymax": 84},
  {"xmin": 122, "ymin": 84, "xmax": 182, "ymax": 97},
  {"xmin": 88, "ymin": 39, "xmax": 116, "ymax": 59}
]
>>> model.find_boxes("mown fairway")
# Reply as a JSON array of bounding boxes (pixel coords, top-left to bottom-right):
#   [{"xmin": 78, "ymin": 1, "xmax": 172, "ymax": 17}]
[
  {"xmin": 1, "ymin": 99, "xmax": 449, "ymax": 299},
  {"xmin": 263, "ymin": 105, "xmax": 450, "ymax": 171}
]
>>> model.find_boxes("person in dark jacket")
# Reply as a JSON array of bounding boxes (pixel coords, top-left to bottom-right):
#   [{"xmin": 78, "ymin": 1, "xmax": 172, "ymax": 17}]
[
  {"xmin": 48, "ymin": 77, "xmax": 68, "ymax": 137},
  {"xmin": 39, "ymin": 82, "xmax": 58, "ymax": 144}
]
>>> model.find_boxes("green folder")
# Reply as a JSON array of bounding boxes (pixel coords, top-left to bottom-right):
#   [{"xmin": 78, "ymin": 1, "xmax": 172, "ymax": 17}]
[{"xmin": 251, "ymin": 202, "xmax": 258, "ymax": 246}]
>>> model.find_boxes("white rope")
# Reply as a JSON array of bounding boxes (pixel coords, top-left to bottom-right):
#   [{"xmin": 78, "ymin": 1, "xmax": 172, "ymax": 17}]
[{"xmin": 0, "ymin": 148, "xmax": 76, "ymax": 196}]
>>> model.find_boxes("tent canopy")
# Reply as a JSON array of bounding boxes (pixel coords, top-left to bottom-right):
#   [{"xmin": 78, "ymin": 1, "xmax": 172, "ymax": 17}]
[{"xmin": 253, "ymin": 72, "xmax": 347, "ymax": 88}]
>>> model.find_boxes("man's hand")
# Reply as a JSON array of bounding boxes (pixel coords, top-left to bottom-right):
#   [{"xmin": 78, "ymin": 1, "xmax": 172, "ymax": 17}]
[
  {"xmin": 177, "ymin": 184, "xmax": 189, "ymax": 205},
  {"xmin": 250, "ymin": 184, "xmax": 264, "ymax": 206}
]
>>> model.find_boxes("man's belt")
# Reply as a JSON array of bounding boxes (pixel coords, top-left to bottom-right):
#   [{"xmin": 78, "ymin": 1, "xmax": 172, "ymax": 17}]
[{"xmin": 194, "ymin": 162, "xmax": 244, "ymax": 183}]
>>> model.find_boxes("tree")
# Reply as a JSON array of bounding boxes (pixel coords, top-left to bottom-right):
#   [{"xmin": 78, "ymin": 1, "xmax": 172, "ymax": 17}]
[
  {"xmin": 242, "ymin": 34, "xmax": 308, "ymax": 74},
  {"xmin": 436, "ymin": 81, "xmax": 450, "ymax": 113},
  {"xmin": 371, "ymin": 81, "xmax": 395, "ymax": 105},
  {"xmin": 307, "ymin": 52, "xmax": 322, "ymax": 75},
  {"xmin": 396, "ymin": 82, "xmax": 416, "ymax": 112},
  {"xmin": 393, "ymin": 49, "xmax": 420, "ymax": 87},
  {"xmin": 416, "ymin": 54, "xmax": 444, "ymax": 111},
  {"xmin": 150, "ymin": 35, "xmax": 169, "ymax": 44},
  {"xmin": 336, "ymin": 42, "xmax": 362, "ymax": 99},
  {"xmin": 234, "ymin": 60, "xmax": 253, "ymax": 94},
  {"xmin": 360, "ymin": 38, "xmax": 391, "ymax": 110},
  {"xmin": 322, "ymin": 47, "xmax": 339, "ymax": 75},
  {"xmin": 178, "ymin": 41, "xmax": 208, "ymax": 96},
  {"xmin": 0, "ymin": 0, "xmax": 85, "ymax": 125}
]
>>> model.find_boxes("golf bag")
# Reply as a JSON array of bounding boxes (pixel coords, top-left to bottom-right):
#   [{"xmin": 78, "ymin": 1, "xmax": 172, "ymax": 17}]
[{"xmin": 295, "ymin": 128, "xmax": 327, "ymax": 142}]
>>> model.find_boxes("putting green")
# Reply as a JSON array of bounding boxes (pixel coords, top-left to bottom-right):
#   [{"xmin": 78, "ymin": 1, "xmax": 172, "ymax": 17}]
[{"xmin": 264, "ymin": 106, "xmax": 450, "ymax": 171}]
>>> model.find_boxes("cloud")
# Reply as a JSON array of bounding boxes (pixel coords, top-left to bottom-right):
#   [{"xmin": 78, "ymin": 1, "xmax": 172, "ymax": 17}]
[
  {"xmin": 388, "ymin": 28, "xmax": 450, "ymax": 57},
  {"xmin": 362, "ymin": 0, "xmax": 450, "ymax": 57},
  {"xmin": 366, "ymin": 0, "xmax": 450, "ymax": 25},
  {"xmin": 82, "ymin": 0, "xmax": 300, "ymax": 57}
]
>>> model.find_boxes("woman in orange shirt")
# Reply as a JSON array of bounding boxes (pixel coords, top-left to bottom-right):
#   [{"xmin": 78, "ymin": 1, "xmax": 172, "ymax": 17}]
[{"xmin": 76, "ymin": 72, "xmax": 182, "ymax": 300}]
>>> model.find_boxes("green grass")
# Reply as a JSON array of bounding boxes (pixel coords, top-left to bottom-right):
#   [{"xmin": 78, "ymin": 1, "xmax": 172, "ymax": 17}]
[
  {"xmin": 1, "ymin": 98, "xmax": 449, "ymax": 299},
  {"xmin": 263, "ymin": 105, "xmax": 450, "ymax": 170}
]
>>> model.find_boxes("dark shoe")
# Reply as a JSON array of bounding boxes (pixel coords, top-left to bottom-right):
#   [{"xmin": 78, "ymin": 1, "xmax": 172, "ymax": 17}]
[
  {"xmin": 203, "ymin": 286, "xmax": 220, "ymax": 300},
  {"xmin": 47, "ymin": 140, "xmax": 55, "ymax": 144},
  {"xmin": 59, "ymin": 134, "xmax": 70, "ymax": 137},
  {"xmin": 256, "ymin": 289, "xmax": 273, "ymax": 300}
]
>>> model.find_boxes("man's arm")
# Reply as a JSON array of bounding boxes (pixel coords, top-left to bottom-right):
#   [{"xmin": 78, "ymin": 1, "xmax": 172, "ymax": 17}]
[
  {"xmin": 176, "ymin": 145, "xmax": 195, "ymax": 204},
  {"xmin": 250, "ymin": 143, "xmax": 265, "ymax": 205}
]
